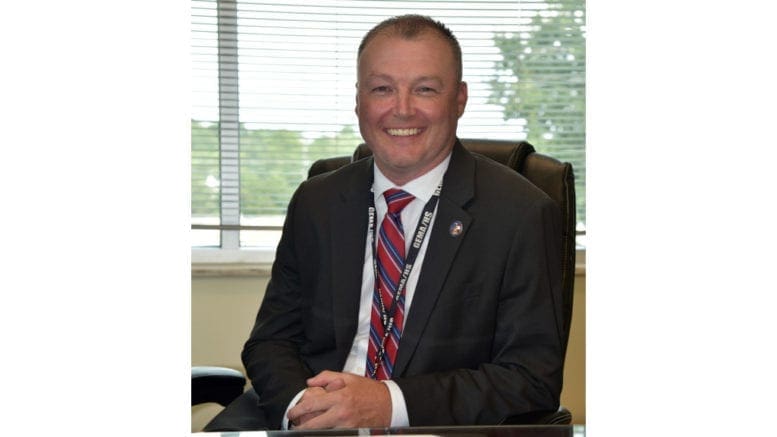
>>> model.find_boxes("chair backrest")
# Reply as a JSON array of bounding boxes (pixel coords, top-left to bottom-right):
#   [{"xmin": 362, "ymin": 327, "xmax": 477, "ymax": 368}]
[
  {"xmin": 308, "ymin": 139, "xmax": 576, "ymax": 357},
  {"xmin": 307, "ymin": 155, "xmax": 351, "ymax": 178}
]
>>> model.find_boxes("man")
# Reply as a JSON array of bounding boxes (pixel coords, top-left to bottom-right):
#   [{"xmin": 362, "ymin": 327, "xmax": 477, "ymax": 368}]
[{"xmin": 205, "ymin": 14, "xmax": 564, "ymax": 431}]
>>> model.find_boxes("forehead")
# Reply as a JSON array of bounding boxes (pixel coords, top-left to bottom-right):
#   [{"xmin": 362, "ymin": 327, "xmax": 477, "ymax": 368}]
[{"xmin": 358, "ymin": 32, "xmax": 457, "ymax": 79}]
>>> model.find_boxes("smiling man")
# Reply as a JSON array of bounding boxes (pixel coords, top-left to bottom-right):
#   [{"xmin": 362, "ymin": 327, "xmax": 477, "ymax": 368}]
[{"xmin": 204, "ymin": 15, "xmax": 565, "ymax": 431}]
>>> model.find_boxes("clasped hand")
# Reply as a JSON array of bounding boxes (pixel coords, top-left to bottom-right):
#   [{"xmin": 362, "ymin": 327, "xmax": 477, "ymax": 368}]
[{"xmin": 287, "ymin": 370, "xmax": 392, "ymax": 429}]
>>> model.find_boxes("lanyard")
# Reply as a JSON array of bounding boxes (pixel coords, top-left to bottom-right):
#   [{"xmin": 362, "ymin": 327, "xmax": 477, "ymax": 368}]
[{"xmin": 367, "ymin": 180, "xmax": 442, "ymax": 377}]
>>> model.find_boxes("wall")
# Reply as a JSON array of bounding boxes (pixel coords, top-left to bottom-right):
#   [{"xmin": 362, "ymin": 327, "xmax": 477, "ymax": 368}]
[{"xmin": 191, "ymin": 270, "xmax": 585, "ymax": 431}]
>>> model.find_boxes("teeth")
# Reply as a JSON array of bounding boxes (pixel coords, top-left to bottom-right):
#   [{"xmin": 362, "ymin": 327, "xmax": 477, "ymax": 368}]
[{"xmin": 387, "ymin": 128, "xmax": 421, "ymax": 136}]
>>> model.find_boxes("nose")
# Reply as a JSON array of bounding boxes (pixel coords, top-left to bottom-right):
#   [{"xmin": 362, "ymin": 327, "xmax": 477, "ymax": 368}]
[{"xmin": 393, "ymin": 90, "xmax": 414, "ymax": 118}]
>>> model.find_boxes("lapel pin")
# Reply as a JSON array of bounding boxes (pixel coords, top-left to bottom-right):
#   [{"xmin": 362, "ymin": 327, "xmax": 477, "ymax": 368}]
[{"xmin": 449, "ymin": 220, "xmax": 463, "ymax": 237}]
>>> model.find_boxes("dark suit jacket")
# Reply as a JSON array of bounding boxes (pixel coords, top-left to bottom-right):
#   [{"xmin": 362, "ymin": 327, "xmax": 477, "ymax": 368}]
[{"xmin": 242, "ymin": 140, "xmax": 565, "ymax": 428}]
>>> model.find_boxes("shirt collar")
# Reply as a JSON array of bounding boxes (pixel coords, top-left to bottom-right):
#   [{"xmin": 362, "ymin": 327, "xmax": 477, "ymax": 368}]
[{"xmin": 373, "ymin": 153, "xmax": 452, "ymax": 203}]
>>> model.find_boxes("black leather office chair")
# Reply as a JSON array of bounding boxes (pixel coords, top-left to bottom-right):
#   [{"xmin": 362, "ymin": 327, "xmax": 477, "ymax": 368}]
[
  {"xmin": 193, "ymin": 139, "xmax": 577, "ymax": 424},
  {"xmin": 192, "ymin": 366, "xmax": 246, "ymax": 407}
]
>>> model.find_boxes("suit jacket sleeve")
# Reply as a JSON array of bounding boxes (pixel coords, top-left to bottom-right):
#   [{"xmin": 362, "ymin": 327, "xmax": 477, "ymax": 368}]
[{"xmin": 241, "ymin": 183, "xmax": 312, "ymax": 429}]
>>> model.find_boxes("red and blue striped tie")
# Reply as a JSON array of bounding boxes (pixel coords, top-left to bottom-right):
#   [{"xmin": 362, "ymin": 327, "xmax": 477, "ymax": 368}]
[{"xmin": 366, "ymin": 188, "xmax": 414, "ymax": 380}]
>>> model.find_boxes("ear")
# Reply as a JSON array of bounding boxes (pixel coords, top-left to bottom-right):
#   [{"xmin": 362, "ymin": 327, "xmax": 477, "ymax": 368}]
[
  {"xmin": 456, "ymin": 81, "xmax": 468, "ymax": 118},
  {"xmin": 354, "ymin": 83, "xmax": 360, "ymax": 115}
]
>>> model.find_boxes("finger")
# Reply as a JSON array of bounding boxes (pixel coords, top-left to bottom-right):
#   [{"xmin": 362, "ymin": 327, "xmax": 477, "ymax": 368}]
[
  {"xmin": 293, "ymin": 408, "xmax": 340, "ymax": 430},
  {"xmin": 287, "ymin": 391, "xmax": 331, "ymax": 423},
  {"xmin": 324, "ymin": 377, "xmax": 346, "ymax": 392},
  {"xmin": 291, "ymin": 410, "xmax": 323, "ymax": 428},
  {"xmin": 306, "ymin": 370, "xmax": 339, "ymax": 387},
  {"xmin": 286, "ymin": 387, "xmax": 326, "ymax": 423},
  {"xmin": 287, "ymin": 403, "xmax": 314, "ymax": 424}
]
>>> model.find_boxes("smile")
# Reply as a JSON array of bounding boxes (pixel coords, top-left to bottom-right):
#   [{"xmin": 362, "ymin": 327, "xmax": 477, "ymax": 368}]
[{"xmin": 386, "ymin": 128, "xmax": 422, "ymax": 137}]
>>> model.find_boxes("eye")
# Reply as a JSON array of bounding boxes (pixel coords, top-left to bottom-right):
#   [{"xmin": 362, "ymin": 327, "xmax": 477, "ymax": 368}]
[
  {"xmin": 371, "ymin": 85, "xmax": 392, "ymax": 94},
  {"xmin": 416, "ymin": 86, "xmax": 439, "ymax": 95}
]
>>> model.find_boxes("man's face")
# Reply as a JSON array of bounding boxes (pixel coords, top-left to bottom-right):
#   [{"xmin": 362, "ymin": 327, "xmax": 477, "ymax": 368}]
[{"xmin": 356, "ymin": 32, "xmax": 468, "ymax": 185}]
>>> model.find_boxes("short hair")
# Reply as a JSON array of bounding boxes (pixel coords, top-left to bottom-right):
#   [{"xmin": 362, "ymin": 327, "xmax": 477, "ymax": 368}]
[{"xmin": 358, "ymin": 14, "xmax": 463, "ymax": 83}]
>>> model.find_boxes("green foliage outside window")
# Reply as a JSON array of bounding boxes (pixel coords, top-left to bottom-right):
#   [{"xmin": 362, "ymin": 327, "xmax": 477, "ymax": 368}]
[
  {"xmin": 488, "ymin": 3, "xmax": 586, "ymax": 224},
  {"xmin": 191, "ymin": 123, "xmax": 362, "ymax": 218},
  {"xmin": 191, "ymin": 121, "xmax": 220, "ymax": 217}
]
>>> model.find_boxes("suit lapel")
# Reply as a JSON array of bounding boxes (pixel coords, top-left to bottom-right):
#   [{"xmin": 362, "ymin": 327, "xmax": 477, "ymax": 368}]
[
  {"xmin": 330, "ymin": 159, "xmax": 372, "ymax": 361},
  {"xmin": 393, "ymin": 141, "xmax": 476, "ymax": 375}
]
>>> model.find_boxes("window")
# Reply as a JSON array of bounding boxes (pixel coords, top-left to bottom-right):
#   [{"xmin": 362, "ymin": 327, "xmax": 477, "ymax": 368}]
[{"xmin": 192, "ymin": 0, "xmax": 586, "ymax": 251}]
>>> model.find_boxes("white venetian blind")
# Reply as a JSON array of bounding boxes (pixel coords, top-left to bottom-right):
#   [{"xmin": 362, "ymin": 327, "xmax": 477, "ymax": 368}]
[{"xmin": 191, "ymin": 0, "xmax": 586, "ymax": 248}]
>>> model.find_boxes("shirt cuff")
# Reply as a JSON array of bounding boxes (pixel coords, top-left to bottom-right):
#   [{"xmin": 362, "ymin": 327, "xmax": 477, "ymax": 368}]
[
  {"xmin": 282, "ymin": 389, "xmax": 306, "ymax": 430},
  {"xmin": 383, "ymin": 380, "xmax": 409, "ymax": 427}
]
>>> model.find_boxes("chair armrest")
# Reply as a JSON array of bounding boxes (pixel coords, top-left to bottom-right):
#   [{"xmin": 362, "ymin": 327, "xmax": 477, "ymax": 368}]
[{"xmin": 192, "ymin": 366, "xmax": 246, "ymax": 406}]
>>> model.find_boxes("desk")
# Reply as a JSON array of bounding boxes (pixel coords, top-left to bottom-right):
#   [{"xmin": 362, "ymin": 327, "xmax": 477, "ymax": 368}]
[{"xmin": 194, "ymin": 425, "xmax": 585, "ymax": 437}]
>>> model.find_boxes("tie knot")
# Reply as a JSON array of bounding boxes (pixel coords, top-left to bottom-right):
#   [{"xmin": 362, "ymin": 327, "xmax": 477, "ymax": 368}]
[{"xmin": 384, "ymin": 189, "xmax": 414, "ymax": 215}]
